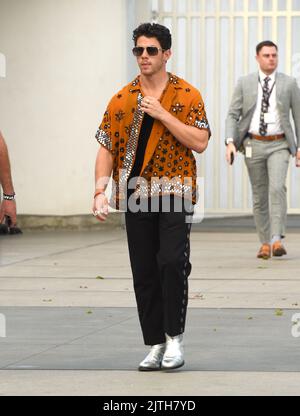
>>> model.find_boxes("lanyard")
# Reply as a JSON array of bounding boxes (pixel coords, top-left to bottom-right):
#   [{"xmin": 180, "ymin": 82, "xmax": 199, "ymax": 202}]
[{"xmin": 259, "ymin": 76, "xmax": 276, "ymax": 107}]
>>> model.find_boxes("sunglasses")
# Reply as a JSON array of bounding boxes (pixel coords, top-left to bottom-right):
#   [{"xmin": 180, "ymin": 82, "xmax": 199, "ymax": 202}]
[{"xmin": 132, "ymin": 46, "xmax": 165, "ymax": 57}]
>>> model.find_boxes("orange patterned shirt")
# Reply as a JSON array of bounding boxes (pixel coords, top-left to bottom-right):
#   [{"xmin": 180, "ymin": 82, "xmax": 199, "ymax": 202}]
[{"xmin": 96, "ymin": 73, "xmax": 210, "ymax": 210}]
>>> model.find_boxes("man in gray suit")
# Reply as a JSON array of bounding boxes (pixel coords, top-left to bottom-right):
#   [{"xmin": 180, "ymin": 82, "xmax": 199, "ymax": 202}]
[{"xmin": 225, "ymin": 40, "xmax": 300, "ymax": 259}]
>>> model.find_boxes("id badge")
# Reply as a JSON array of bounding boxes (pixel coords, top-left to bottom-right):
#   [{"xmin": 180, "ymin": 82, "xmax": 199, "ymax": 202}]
[
  {"xmin": 245, "ymin": 145, "xmax": 252, "ymax": 158},
  {"xmin": 264, "ymin": 112, "xmax": 276, "ymax": 124}
]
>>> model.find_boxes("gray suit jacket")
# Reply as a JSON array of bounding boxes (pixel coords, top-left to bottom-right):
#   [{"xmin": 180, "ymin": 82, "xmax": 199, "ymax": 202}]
[{"xmin": 225, "ymin": 72, "xmax": 300, "ymax": 155}]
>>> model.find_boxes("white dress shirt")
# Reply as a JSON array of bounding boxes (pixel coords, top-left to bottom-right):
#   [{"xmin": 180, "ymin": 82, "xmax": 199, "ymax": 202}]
[{"xmin": 249, "ymin": 70, "xmax": 284, "ymax": 136}]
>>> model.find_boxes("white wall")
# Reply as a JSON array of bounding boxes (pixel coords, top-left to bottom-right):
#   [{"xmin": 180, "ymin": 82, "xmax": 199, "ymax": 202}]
[
  {"xmin": 0, "ymin": 0, "xmax": 127, "ymax": 215},
  {"xmin": 0, "ymin": 52, "xmax": 6, "ymax": 77}
]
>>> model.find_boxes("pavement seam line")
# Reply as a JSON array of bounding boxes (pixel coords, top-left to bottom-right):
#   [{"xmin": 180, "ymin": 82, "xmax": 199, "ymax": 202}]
[
  {"xmin": 0, "ymin": 237, "xmax": 124, "ymax": 268},
  {"xmin": 1, "ymin": 277, "xmax": 300, "ymax": 281},
  {"xmin": 0, "ymin": 314, "xmax": 136, "ymax": 370}
]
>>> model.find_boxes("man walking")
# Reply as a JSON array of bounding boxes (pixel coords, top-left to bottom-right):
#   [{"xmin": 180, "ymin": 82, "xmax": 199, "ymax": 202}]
[
  {"xmin": 93, "ymin": 23, "xmax": 210, "ymax": 370},
  {"xmin": 225, "ymin": 41, "xmax": 300, "ymax": 259}
]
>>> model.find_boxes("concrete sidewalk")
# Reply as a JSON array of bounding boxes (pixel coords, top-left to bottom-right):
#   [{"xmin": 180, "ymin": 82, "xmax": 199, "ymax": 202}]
[{"xmin": 0, "ymin": 227, "xmax": 300, "ymax": 395}]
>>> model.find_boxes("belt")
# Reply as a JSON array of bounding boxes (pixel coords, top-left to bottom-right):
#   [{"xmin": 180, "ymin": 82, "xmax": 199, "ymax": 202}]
[{"xmin": 248, "ymin": 133, "xmax": 285, "ymax": 141}]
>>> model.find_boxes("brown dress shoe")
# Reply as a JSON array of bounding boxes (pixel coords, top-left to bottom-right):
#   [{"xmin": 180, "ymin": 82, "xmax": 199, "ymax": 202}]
[
  {"xmin": 272, "ymin": 241, "xmax": 287, "ymax": 257},
  {"xmin": 257, "ymin": 244, "xmax": 271, "ymax": 259}
]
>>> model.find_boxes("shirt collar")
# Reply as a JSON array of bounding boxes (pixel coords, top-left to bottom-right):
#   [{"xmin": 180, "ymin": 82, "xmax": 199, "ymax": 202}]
[
  {"xmin": 259, "ymin": 69, "xmax": 276, "ymax": 83},
  {"xmin": 129, "ymin": 73, "xmax": 183, "ymax": 94}
]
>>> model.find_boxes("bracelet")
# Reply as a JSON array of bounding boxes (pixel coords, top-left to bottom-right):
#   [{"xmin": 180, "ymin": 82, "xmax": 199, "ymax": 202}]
[
  {"xmin": 94, "ymin": 190, "xmax": 105, "ymax": 198},
  {"xmin": 3, "ymin": 193, "xmax": 15, "ymax": 200}
]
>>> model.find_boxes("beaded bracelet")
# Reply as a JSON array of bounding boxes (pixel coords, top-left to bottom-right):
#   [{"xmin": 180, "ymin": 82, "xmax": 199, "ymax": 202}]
[{"xmin": 3, "ymin": 193, "xmax": 15, "ymax": 200}]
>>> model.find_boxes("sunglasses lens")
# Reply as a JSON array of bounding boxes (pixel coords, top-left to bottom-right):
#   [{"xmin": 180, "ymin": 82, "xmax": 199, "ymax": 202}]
[
  {"xmin": 132, "ymin": 47, "xmax": 144, "ymax": 56},
  {"xmin": 147, "ymin": 47, "xmax": 159, "ymax": 56},
  {"xmin": 133, "ymin": 47, "xmax": 161, "ymax": 56}
]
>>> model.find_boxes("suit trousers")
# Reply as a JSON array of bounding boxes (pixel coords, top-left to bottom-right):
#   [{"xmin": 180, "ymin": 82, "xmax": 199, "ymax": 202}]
[
  {"xmin": 125, "ymin": 196, "xmax": 193, "ymax": 346},
  {"xmin": 244, "ymin": 137, "xmax": 290, "ymax": 243}
]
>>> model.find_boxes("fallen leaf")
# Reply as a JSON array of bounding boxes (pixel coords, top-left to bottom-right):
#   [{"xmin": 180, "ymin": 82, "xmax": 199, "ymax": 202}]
[
  {"xmin": 275, "ymin": 309, "xmax": 283, "ymax": 316},
  {"xmin": 189, "ymin": 293, "xmax": 204, "ymax": 300}
]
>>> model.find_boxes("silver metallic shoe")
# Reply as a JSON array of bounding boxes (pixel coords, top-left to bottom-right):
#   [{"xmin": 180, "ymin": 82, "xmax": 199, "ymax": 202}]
[
  {"xmin": 138, "ymin": 343, "xmax": 166, "ymax": 371},
  {"xmin": 161, "ymin": 334, "xmax": 184, "ymax": 370}
]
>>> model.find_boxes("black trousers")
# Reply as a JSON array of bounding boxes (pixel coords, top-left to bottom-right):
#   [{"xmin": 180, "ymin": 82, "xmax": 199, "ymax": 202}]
[{"xmin": 125, "ymin": 196, "xmax": 193, "ymax": 346}]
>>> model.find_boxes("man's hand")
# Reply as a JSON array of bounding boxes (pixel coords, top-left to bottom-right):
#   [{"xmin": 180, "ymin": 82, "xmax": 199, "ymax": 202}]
[
  {"xmin": 92, "ymin": 194, "xmax": 109, "ymax": 222},
  {"xmin": 226, "ymin": 142, "xmax": 237, "ymax": 164},
  {"xmin": 296, "ymin": 150, "xmax": 300, "ymax": 167},
  {"xmin": 0, "ymin": 200, "xmax": 17, "ymax": 225},
  {"xmin": 141, "ymin": 96, "xmax": 167, "ymax": 121}
]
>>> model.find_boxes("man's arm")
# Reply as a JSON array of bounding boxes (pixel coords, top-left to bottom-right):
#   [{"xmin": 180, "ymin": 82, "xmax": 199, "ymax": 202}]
[
  {"xmin": 224, "ymin": 78, "xmax": 244, "ymax": 164},
  {"xmin": 225, "ymin": 77, "xmax": 243, "ymax": 144},
  {"xmin": 0, "ymin": 131, "xmax": 15, "ymax": 195},
  {"xmin": 92, "ymin": 145, "xmax": 113, "ymax": 222},
  {"xmin": 0, "ymin": 131, "xmax": 17, "ymax": 224},
  {"xmin": 159, "ymin": 111, "xmax": 209, "ymax": 153},
  {"xmin": 290, "ymin": 78, "xmax": 300, "ymax": 166},
  {"xmin": 141, "ymin": 97, "xmax": 209, "ymax": 153}
]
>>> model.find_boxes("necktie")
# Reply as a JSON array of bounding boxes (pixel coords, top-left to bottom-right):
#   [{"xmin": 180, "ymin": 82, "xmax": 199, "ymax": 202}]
[{"xmin": 259, "ymin": 76, "xmax": 271, "ymax": 136}]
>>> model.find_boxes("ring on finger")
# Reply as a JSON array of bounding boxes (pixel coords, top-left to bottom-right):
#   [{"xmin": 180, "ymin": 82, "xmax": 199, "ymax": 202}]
[{"xmin": 93, "ymin": 209, "xmax": 104, "ymax": 216}]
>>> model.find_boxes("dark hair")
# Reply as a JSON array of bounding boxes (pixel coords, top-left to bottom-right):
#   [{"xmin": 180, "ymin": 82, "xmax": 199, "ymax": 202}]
[
  {"xmin": 256, "ymin": 40, "xmax": 278, "ymax": 55},
  {"xmin": 133, "ymin": 23, "xmax": 172, "ymax": 51}
]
